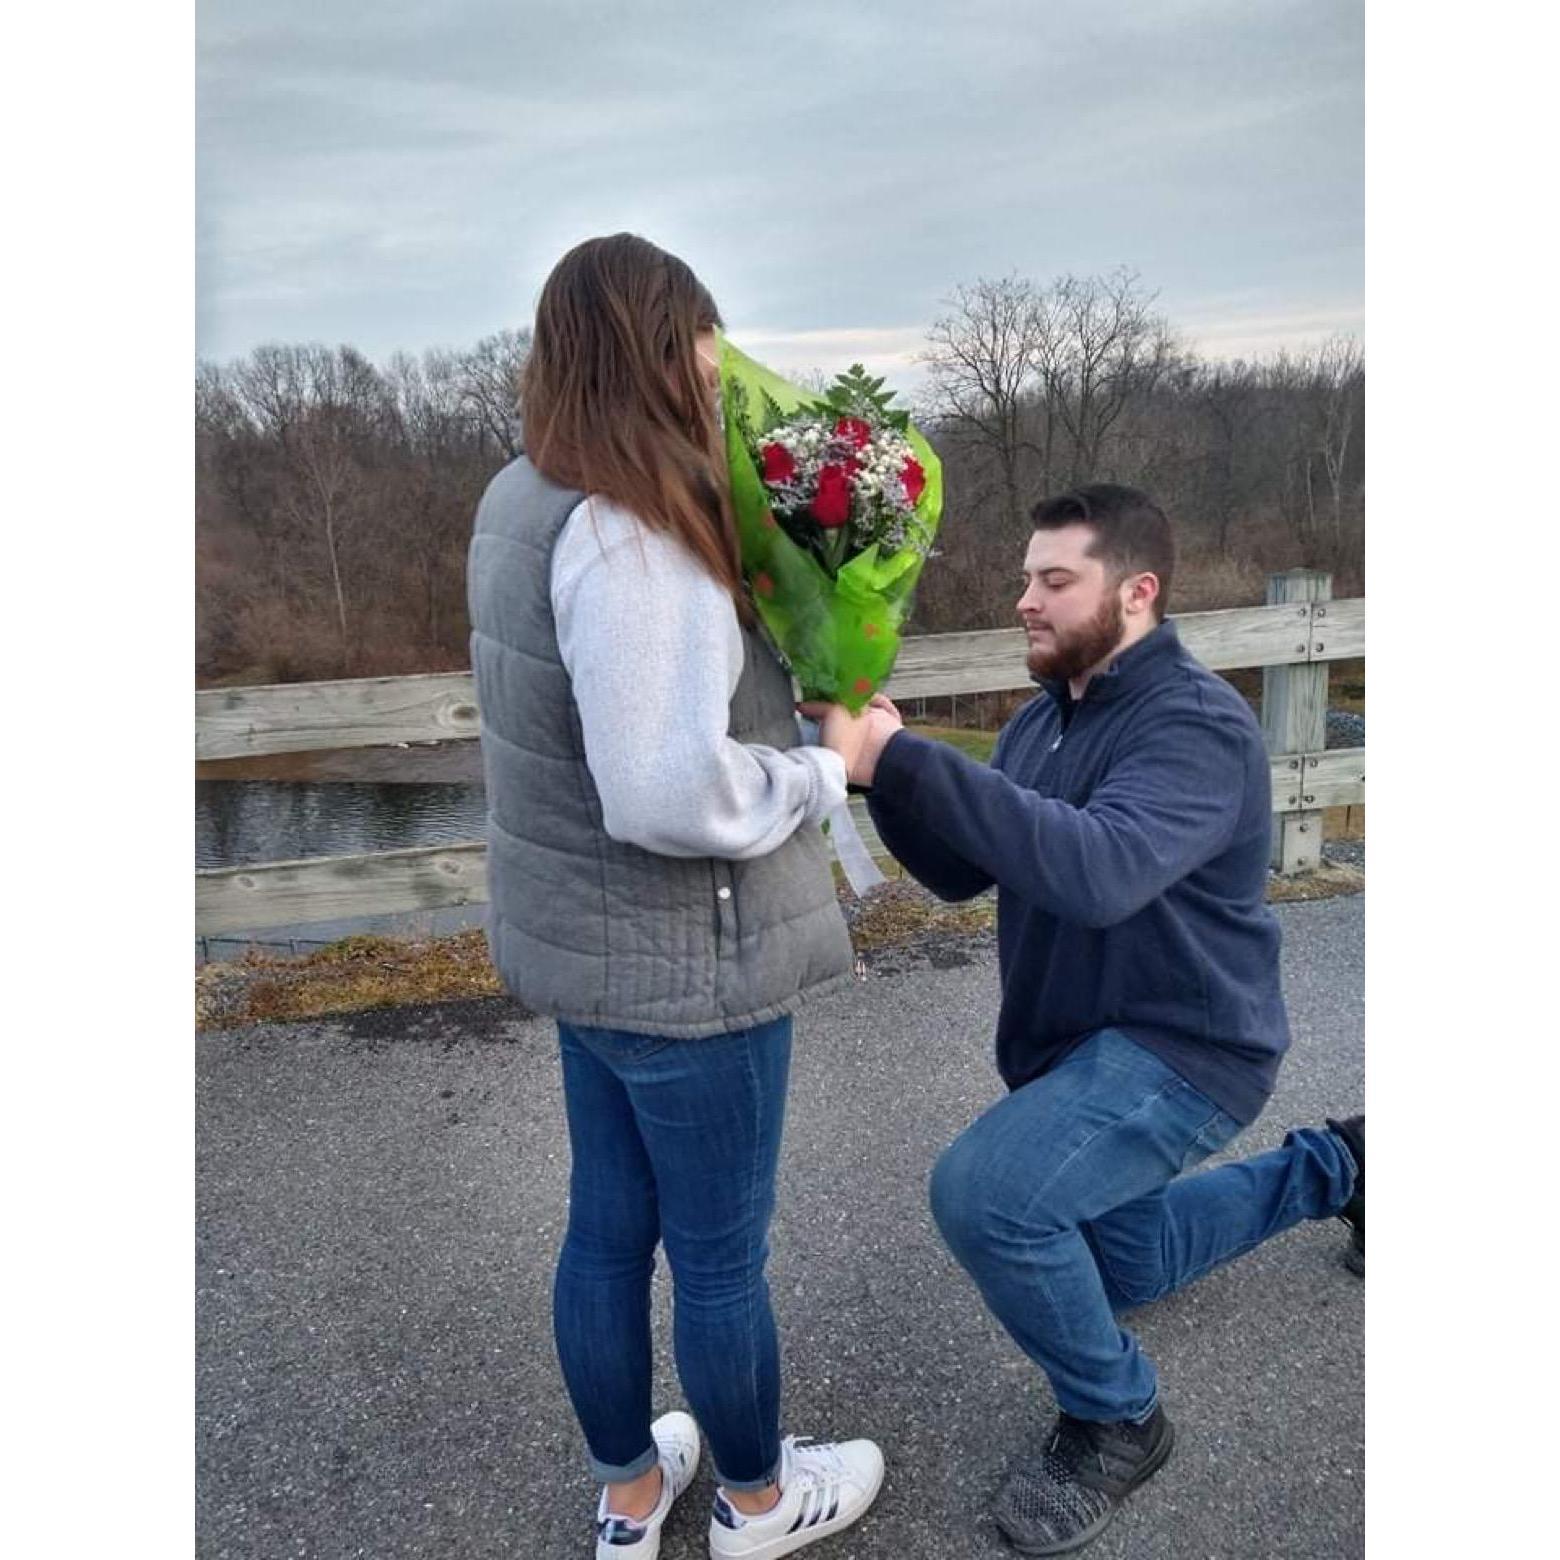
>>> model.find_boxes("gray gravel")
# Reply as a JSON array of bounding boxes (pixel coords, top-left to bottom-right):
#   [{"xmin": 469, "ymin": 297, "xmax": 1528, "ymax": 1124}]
[
  {"xmin": 1322, "ymin": 838, "xmax": 1365, "ymax": 870},
  {"xmin": 197, "ymin": 895, "xmax": 1363, "ymax": 1560},
  {"xmin": 1325, "ymin": 710, "xmax": 1364, "ymax": 750}
]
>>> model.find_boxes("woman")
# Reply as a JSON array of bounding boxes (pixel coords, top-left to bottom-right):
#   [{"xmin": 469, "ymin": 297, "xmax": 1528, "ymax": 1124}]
[{"xmin": 467, "ymin": 234, "xmax": 884, "ymax": 1560}]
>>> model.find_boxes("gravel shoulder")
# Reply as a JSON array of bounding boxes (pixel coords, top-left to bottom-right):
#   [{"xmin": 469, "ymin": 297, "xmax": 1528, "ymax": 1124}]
[{"xmin": 197, "ymin": 896, "xmax": 1364, "ymax": 1559}]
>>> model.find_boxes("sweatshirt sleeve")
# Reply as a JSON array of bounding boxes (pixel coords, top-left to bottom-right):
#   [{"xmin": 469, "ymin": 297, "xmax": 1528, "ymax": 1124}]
[
  {"xmin": 551, "ymin": 498, "xmax": 847, "ymax": 859},
  {"xmin": 863, "ymin": 713, "xmax": 1032, "ymax": 901},
  {"xmin": 867, "ymin": 698, "xmax": 1245, "ymax": 927},
  {"xmin": 865, "ymin": 776, "xmax": 996, "ymax": 903}
]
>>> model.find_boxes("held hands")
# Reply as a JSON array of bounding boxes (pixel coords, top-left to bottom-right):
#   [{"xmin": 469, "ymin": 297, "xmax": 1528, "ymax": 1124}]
[{"xmin": 797, "ymin": 694, "xmax": 904, "ymax": 788}]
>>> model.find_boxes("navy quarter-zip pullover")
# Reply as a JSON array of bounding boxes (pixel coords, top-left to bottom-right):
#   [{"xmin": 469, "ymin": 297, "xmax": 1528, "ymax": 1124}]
[{"xmin": 866, "ymin": 620, "xmax": 1289, "ymax": 1123}]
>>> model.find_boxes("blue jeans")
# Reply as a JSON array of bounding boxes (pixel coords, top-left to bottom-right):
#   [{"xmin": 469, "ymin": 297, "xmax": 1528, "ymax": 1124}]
[
  {"xmin": 553, "ymin": 1017, "xmax": 791, "ymax": 1491},
  {"xmin": 929, "ymin": 1029, "xmax": 1358, "ymax": 1423}
]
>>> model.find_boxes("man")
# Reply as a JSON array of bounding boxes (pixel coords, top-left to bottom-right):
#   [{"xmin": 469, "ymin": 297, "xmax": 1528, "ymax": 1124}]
[{"xmin": 804, "ymin": 483, "xmax": 1363, "ymax": 1556}]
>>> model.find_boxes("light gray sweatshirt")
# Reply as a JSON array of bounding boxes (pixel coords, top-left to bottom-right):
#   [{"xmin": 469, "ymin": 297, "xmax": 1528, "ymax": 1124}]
[{"xmin": 550, "ymin": 497, "xmax": 848, "ymax": 859}]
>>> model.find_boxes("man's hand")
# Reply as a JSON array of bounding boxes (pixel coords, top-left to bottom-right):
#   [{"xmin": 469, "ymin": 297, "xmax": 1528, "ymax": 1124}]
[{"xmin": 797, "ymin": 696, "xmax": 904, "ymax": 787}]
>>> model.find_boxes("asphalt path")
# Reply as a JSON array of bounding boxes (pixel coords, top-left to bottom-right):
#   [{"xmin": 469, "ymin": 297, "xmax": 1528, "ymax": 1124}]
[{"xmin": 196, "ymin": 893, "xmax": 1364, "ymax": 1560}]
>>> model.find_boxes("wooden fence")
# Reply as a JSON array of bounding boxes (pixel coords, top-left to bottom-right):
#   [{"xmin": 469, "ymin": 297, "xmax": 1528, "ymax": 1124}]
[{"xmin": 196, "ymin": 570, "xmax": 1363, "ymax": 936}]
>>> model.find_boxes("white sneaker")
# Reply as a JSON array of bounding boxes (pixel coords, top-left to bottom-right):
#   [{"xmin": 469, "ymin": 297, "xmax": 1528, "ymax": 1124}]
[
  {"xmin": 594, "ymin": 1410, "xmax": 701, "ymax": 1560},
  {"xmin": 708, "ymin": 1433, "xmax": 885, "ymax": 1559}
]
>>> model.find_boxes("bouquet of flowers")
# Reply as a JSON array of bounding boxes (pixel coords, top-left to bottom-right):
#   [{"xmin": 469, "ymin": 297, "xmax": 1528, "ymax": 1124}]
[{"xmin": 718, "ymin": 341, "xmax": 943, "ymax": 714}]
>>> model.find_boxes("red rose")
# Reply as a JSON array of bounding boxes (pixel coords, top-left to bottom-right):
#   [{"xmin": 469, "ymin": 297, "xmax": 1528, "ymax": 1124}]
[
  {"xmin": 760, "ymin": 443, "xmax": 797, "ymax": 485},
  {"xmin": 810, "ymin": 463, "xmax": 853, "ymax": 528},
  {"xmin": 901, "ymin": 456, "xmax": 926, "ymax": 504},
  {"xmin": 834, "ymin": 415, "xmax": 872, "ymax": 450}
]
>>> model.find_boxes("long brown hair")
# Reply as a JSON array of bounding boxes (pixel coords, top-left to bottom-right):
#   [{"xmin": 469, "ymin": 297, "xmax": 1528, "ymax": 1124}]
[{"xmin": 520, "ymin": 234, "xmax": 751, "ymax": 623}]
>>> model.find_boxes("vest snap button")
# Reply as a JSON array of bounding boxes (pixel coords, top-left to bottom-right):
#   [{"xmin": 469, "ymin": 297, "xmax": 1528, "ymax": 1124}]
[{"xmin": 716, "ymin": 886, "xmax": 732, "ymax": 900}]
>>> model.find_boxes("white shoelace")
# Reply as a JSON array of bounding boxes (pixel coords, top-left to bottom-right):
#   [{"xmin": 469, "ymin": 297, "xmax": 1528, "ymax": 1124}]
[
  {"xmin": 785, "ymin": 1436, "xmax": 849, "ymax": 1482},
  {"xmin": 715, "ymin": 1438, "xmax": 851, "ymax": 1528}
]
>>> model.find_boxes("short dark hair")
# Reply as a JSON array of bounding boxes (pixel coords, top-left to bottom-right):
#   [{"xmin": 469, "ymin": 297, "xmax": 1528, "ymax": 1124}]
[{"xmin": 1031, "ymin": 483, "xmax": 1174, "ymax": 621}]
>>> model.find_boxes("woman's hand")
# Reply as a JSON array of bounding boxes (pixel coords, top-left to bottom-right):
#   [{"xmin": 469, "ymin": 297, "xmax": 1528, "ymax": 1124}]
[{"xmin": 797, "ymin": 698, "xmax": 904, "ymax": 788}]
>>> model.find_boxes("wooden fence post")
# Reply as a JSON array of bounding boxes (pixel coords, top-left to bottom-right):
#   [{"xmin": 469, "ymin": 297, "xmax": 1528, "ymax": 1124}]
[{"xmin": 1261, "ymin": 569, "xmax": 1331, "ymax": 874}]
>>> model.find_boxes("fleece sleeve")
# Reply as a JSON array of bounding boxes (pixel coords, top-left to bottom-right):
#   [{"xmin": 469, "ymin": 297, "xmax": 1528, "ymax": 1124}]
[{"xmin": 866, "ymin": 702, "xmax": 1245, "ymax": 927}]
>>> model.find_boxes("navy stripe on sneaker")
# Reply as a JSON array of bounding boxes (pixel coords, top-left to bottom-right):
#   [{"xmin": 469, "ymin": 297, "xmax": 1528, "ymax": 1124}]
[
  {"xmin": 787, "ymin": 1490, "xmax": 809, "ymax": 1534},
  {"xmin": 596, "ymin": 1515, "xmax": 646, "ymax": 1547}
]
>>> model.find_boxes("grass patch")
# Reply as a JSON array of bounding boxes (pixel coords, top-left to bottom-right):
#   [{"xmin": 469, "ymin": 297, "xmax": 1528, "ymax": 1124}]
[
  {"xmin": 197, "ymin": 928, "xmax": 501, "ymax": 1029},
  {"xmin": 1266, "ymin": 862, "xmax": 1365, "ymax": 902},
  {"xmin": 843, "ymin": 878, "xmax": 997, "ymax": 951},
  {"xmin": 904, "ymin": 722, "xmax": 998, "ymax": 762},
  {"xmin": 200, "ymin": 843, "xmax": 1361, "ymax": 1029}
]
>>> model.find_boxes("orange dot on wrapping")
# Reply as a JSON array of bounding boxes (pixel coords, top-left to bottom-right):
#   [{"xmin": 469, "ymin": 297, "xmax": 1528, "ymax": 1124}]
[
  {"xmin": 863, "ymin": 622, "xmax": 881, "ymax": 639},
  {"xmin": 754, "ymin": 572, "xmax": 774, "ymax": 598},
  {"xmin": 761, "ymin": 509, "xmax": 778, "ymax": 529},
  {"xmin": 853, "ymin": 677, "xmax": 873, "ymax": 695}
]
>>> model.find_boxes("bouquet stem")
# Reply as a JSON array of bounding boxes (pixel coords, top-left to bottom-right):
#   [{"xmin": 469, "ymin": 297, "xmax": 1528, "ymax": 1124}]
[{"xmin": 823, "ymin": 527, "xmax": 851, "ymax": 576}]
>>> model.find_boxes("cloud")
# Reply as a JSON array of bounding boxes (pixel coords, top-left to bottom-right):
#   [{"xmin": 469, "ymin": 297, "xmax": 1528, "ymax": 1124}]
[
  {"xmin": 1181, "ymin": 303, "xmax": 1365, "ymax": 362},
  {"xmin": 195, "ymin": 0, "xmax": 1363, "ymax": 364},
  {"xmin": 725, "ymin": 325, "xmax": 933, "ymax": 396}
]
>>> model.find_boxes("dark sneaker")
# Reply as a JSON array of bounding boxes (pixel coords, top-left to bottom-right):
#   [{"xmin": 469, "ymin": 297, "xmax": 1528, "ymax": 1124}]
[
  {"xmin": 992, "ymin": 1405, "xmax": 1175, "ymax": 1555},
  {"xmin": 1327, "ymin": 1114, "xmax": 1364, "ymax": 1276}
]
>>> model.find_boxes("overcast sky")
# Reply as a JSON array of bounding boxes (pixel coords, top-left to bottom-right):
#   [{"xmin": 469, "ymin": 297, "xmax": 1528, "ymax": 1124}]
[{"xmin": 197, "ymin": 0, "xmax": 1363, "ymax": 387}]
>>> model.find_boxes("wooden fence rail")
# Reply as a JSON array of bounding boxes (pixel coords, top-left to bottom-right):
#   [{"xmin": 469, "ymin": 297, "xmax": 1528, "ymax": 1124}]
[
  {"xmin": 196, "ymin": 597, "xmax": 1365, "ymax": 761},
  {"xmin": 196, "ymin": 572, "xmax": 1363, "ymax": 935}
]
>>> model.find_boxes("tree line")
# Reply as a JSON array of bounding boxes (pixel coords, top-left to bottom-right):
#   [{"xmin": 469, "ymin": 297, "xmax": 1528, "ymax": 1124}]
[
  {"xmin": 195, "ymin": 269, "xmax": 1362, "ymax": 684},
  {"xmin": 917, "ymin": 268, "xmax": 1362, "ymax": 632}
]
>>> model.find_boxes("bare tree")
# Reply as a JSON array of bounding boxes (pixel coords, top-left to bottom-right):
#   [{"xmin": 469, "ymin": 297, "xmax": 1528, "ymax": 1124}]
[
  {"xmin": 1032, "ymin": 267, "xmax": 1178, "ymax": 486},
  {"xmin": 384, "ymin": 349, "xmax": 495, "ymax": 644},
  {"xmin": 920, "ymin": 276, "xmax": 1044, "ymax": 531},
  {"xmin": 1256, "ymin": 339, "xmax": 1364, "ymax": 560},
  {"xmin": 455, "ymin": 328, "xmax": 530, "ymax": 458},
  {"xmin": 194, "ymin": 299, "xmax": 1365, "ymax": 684},
  {"xmin": 789, "ymin": 367, "xmax": 836, "ymax": 398},
  {"xmin": 1191, "ymin": 359, "xmax": 1265, "ymax": 554},
  {"xmin": 1313, "ymin": 334, "xmax": 1364, "ymax": 547},
  {"xmin": 222, "ymin": 344, "xmax": 390, "ymax": 659}
]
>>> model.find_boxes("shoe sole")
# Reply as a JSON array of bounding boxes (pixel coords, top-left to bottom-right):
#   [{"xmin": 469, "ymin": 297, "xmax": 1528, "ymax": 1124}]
[
  {"xmin": 709, "ymin": 1463, "xmax": 885, "ymax": 1560},
  {"xmin": 995, "ymin": 1421, "xmax": 1176, "ymax": 1557}
]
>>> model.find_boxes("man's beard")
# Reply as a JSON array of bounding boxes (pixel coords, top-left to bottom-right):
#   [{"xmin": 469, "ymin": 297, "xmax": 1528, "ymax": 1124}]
[{"xmin": 1025, "ymin": 591, "xmax": 1126, "ymax": 683}]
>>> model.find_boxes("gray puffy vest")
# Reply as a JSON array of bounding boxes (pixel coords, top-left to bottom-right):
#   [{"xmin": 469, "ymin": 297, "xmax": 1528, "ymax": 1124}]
[{"xmin": 467, "ymin": 457, "xmax": 854, "ymax": 1035}]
